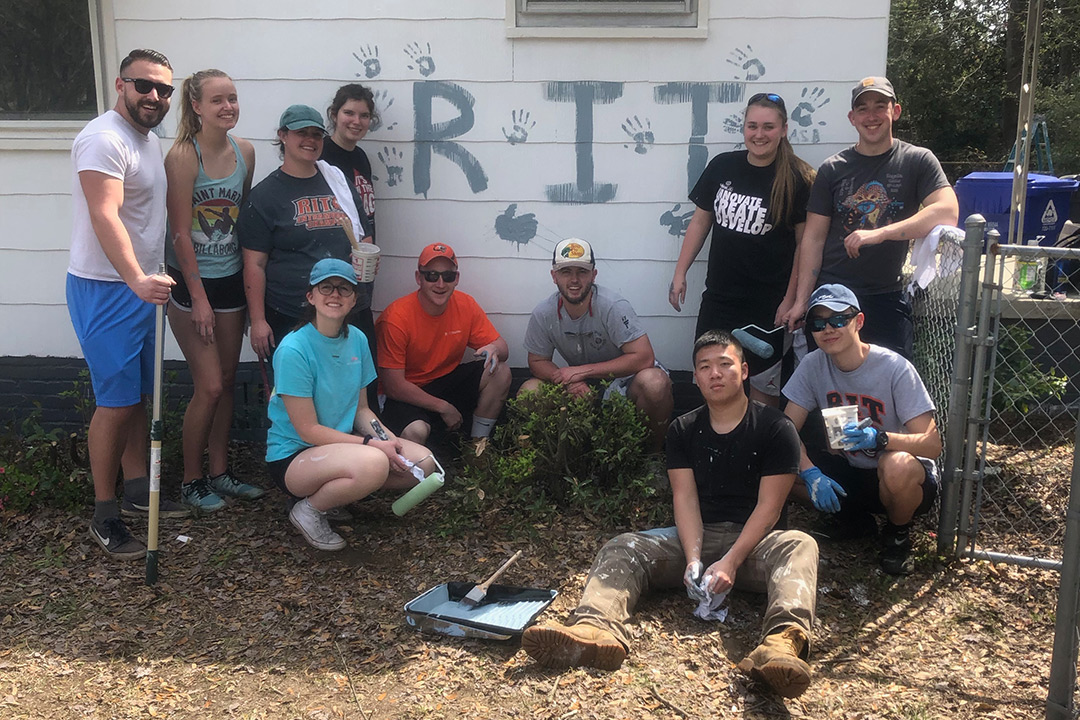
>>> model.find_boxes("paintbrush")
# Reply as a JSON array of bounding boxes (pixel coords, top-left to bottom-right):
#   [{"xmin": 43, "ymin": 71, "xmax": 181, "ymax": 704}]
[
  {"xmin": 461, "ymin": 550, "xmax": 523, "ymax": 607},
  {"xmin": 339, "ymin": 216, "xmax": 362, "ymax": 253}
]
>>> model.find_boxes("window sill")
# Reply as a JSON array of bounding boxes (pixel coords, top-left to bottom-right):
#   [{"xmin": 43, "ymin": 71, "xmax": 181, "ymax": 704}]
[
  {"xmin": 0, "ymin": 121, "xmax": 91, "ymax": 151},
  {"xmin": 505, "ymin": 25, "xmax": 707, "ymax": 38},
  {"xmin": 507, "ymin": 0, "xmax": 708, "ymax": 39}
]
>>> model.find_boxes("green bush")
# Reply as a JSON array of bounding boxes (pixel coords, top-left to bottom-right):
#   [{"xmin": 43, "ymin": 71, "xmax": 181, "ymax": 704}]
[
  {"xmin": 992, "ymin": 324, "xmax": 1068, "ymax": 415},
  {"xmin": 446, "ymin": 382, "xmax": 671, "ymax": 533},
  {"xmin": 0, "ymin": 407, "xmax": 91, "ymax": 513},
  {"xmin": 0, "ymin": 370, "xmax": 191, "ymax": 514}
]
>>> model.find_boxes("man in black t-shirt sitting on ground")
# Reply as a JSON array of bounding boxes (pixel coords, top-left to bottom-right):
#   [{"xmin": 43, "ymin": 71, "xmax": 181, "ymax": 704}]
[{"xmin": 521, "ymin": 331, "xmax": 819, "ymax": 699}]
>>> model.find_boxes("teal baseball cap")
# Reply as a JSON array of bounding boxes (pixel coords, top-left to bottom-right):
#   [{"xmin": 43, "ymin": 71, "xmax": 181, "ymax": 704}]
[
  {"xmin": 309, "ymin": 258, "xmax": 357, "ymax": 286},
  {"xmin": 279, "ymin": 104, "xmax": 326, "ymax": 132}
]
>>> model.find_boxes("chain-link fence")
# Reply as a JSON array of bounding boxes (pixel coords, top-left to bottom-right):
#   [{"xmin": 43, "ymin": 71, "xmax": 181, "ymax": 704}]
[
  {"xmin": 907, "ymin": 227, "xmax": 966, "ymax": 454},
  {"xmin": 929, "ymin": 216, "xmax": 1080, "ymax": 720},
  {"xmin": 944, "ymin": 234, "xmax": 1080, "ymax": 568}
]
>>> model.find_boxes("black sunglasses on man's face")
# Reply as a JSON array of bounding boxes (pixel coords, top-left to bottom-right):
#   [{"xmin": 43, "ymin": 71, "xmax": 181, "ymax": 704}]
[
  {"xmin": 122, "ymin": 77, "xmax": 175, "ymax": 99},
  {"xmin": 420, "ymin": 270, "xmax": 458, "ymax": 283},
  {"xmin": 808, "ymin": 312, "xmax": 858, "ymax": 333}
]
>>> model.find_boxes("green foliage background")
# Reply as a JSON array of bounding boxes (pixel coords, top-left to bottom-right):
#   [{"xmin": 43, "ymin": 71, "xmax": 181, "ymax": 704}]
[{"xmin": 889, "ymin": 0, "xmax": 1080, "ymax": 177}]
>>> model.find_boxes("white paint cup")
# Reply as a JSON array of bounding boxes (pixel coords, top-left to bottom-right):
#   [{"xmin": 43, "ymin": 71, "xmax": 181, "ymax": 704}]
[
  {"xmin": 351, "ymin": 244, "xmax": 380, "ymax": 283},
  {"xmin": 821, "ymin": 405, "xmax": 860, "ymax": 450}
]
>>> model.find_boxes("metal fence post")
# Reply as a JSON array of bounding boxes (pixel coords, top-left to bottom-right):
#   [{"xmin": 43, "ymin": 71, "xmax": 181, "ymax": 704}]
[
  {"xmin": 938, "ymin": 215, "xmax": 986, "ymax": 556},
  {"xmin": 955, "ymin": 230, "xmax": 1001, "ymax": 556},
  {"xmin": 1045, "ymin": 418, "xmax": 1080, "ymax": 720}
]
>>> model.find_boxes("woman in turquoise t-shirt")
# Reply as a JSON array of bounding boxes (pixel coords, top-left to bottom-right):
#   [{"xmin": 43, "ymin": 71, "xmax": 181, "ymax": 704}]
[
  {"xmin": 165, "ymin": 69, "xmax": 262, "ymax": 512},
  {"xmin": 266, "ymin": 259, "xmax": 436, "ymax": 551}
]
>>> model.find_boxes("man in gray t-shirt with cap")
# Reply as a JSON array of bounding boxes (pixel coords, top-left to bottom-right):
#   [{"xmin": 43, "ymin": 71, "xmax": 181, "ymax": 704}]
[
  {"xmin": 522, "ymin": 238, "xmax": 673, "ymax": 450},
  {"xmin": 782, "ymin": 283, "xmax": 941, "ymax": 575},
  {"xmin": 783, "ymin": 76, "xmax": 958, "ymax": 360}
]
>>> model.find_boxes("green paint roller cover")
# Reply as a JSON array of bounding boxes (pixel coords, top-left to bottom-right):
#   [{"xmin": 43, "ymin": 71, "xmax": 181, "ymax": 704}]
[{"xmin": 392, "ymin": 472, "xmax": 445, "ymax": 516}]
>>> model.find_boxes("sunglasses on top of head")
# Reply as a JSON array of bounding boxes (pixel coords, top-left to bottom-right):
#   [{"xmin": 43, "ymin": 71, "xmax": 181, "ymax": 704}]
[
  {"xmin": 420, "ymin": 270, "xmax": 458, "ymax": 283},
  {"xmin": 808, "ymin": 312, "xmax": 859, "ymax": 333},
  {"xmin": 122, "ymin": 77, "xmax": 175, "ymax": 99},
  {"xmin": 747, "ymin": 92, "xmax": 786, "ymax": 110}
]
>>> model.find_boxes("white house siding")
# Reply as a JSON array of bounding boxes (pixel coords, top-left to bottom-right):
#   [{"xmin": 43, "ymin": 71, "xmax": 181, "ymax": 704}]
[{"xmin": 0, "ymin": 0, "xmax": 889, "ymax": 370}]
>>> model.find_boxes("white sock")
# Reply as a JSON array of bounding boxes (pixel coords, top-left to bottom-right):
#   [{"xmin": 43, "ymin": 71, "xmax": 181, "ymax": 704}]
[{"xmin": 471, "ymin": 415, "xmax": 497, "ymax": 438}]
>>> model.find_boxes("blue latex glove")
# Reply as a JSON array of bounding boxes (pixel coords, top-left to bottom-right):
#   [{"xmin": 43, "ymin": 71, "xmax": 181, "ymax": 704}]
[
  {"xmin": 800, "ymin": 467, "xmax": 847, "ymax": 513},
  {"xmin": 478, "ymin": 349, "xmax": 498, "ymax": 374},
  {"xmin": 842, "ymin": 421, "xmax": 878, "ymax": 451}
]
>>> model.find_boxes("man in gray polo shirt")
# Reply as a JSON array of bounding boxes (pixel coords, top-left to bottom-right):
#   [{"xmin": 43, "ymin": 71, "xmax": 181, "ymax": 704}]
[{"xmin": 521, "ymin": 238, "xmax": 673, "ymax": 451}]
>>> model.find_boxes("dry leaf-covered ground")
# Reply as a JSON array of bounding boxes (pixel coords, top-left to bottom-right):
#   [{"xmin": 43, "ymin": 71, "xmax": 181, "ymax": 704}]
[{"xmin": 0, "ymin": 444, "xmax": 1064, "ymax": 720}]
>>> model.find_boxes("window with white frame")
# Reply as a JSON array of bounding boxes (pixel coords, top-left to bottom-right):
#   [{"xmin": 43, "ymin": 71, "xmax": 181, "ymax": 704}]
[
  {"xmin": 0, "ymin": 0, "xmax": 97, "ymax": 120},
  {"xmin": 507, "ymin": 0, "xmax": 708, "ymax": 38}
]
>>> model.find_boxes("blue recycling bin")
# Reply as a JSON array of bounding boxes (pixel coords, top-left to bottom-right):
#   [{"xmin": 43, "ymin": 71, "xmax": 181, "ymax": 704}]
[{"xmin": 955, "ymin": 171, "xmax": 1078, "ymax": 247}]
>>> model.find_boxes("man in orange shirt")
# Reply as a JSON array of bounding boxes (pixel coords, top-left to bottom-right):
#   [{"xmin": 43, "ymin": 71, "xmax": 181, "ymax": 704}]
[{"xmin": 376, "ymin": 243, "xmax": 512, "ymax": 448}]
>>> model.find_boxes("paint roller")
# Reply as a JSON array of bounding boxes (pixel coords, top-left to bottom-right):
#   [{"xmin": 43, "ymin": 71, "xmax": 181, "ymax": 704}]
[
  {"xmin": 731, "ymin": 324, "xmax": 784, "ymax": 360},
  {"xmin": 392, "ymin": 454, "xmax": 446, "ymax": 516}
]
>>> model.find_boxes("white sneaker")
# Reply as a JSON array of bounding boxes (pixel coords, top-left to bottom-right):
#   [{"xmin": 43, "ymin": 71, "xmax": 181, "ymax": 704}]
[{"xmin": 288, "ymin": 499, "xmax": 346, "ymax": 551}]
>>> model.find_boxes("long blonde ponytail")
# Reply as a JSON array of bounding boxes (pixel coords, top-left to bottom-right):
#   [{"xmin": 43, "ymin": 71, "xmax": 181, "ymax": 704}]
[{"xmin": 174, "ymin": 69, "xmax": 231, "ymax": 146}]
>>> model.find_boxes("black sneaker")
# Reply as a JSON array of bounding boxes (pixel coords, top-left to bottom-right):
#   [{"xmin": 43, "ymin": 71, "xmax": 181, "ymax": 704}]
[
  {"xmin": 880, "ymin": 525, "xmax": 915, "ymax": 575},
  {"xmin": 120, "ymin": 477, "xmax": 191, "ymax": 518},
  {"xmin": 121, "ymin": 496, "xmax": 191, "ymax": 519},
  {"xmin": 89, "ymin": 517, "xmax": 147, "ymax": 560}
]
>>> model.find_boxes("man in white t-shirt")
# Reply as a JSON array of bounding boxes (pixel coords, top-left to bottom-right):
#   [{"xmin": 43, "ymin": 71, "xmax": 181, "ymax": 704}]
[
  {"xmin": 67, "ymin": 49, "xmax": 187, "ymax": 560},
  {"xmin": 521, "ymin": 238, "xmax": 673, "ymax": 451}
]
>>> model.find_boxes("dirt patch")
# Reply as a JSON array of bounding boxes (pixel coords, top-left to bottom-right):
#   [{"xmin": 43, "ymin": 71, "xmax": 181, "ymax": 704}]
[{"xmin": 0, "ymin": 448, "xmax": 1061, "ymax": 719}]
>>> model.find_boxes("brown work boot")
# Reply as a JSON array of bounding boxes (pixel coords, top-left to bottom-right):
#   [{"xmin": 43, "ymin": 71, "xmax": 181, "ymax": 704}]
[
  {"xmin": 736, "ymin": 626, "xmax": 812, "ymax": 698},
  {"xmin": 521, "ymin": 622, "xmax": 627, "ymax": 670}
]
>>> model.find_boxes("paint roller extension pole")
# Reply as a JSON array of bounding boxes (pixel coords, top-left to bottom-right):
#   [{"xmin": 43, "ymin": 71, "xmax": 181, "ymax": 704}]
[{"xmin": 145, "ymin": 263, "xmax": 167, "ymax": 586}]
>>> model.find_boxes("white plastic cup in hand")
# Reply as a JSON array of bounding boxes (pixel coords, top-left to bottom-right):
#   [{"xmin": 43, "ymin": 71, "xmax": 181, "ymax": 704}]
[
  {"xmin": 821, "ymin": 405, "xmax": 860, "ymax": 450},
  {"xmin": 350, "ymin": 244, "xmax": 381, "ymax": 283}
]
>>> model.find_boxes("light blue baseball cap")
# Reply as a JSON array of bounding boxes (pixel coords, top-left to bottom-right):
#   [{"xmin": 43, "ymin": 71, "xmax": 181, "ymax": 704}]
[{"xmin": 309, "ymin": 258, "xmax": 357, "ymax": 286}]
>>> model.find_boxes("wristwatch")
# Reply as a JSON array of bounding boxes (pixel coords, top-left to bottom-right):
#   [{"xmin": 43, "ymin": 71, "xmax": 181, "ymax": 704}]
[{"xmin": 875, "ymin": 430, "xmax": 890, "ymax": 451}]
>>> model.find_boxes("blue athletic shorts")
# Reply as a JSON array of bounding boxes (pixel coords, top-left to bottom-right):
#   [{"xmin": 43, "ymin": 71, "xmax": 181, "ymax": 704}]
[{"xmin": 66, "ymin": 273, "xmax": 156, "ymax": 407}]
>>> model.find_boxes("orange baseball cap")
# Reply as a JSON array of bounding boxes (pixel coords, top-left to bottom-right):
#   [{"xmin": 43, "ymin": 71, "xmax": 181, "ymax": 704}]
[{"xmin": 418, "ymin": 242, "xmax": 457, "ymax": 267}]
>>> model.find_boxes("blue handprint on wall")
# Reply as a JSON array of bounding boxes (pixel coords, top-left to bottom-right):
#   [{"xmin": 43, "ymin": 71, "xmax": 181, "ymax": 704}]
[
  {"xmin": 721, "ymin": 112, "xmax": 744, "ymax": 135},
  {"xmin": 502, "ymin": 109, "xmax": 536, "ymax": 145},
  {"xmin": 369, "ymin": 90, "xmax": 397, "ymax": 132},
  {"xmin": 727, "ymin": 45, "xmax": 766, "ymax": 81},
  {"xmin": 352, "ymin": 45, "xmax": 381, "ymax": 79},
  {"xmin": 376, "ymin": 146, "xmax": 406, "ymax": 187},
  {"xmin": 621, "ymin": 116, "xmax": 654, "ymax": 154},
  {"xmin": 404, "ymin": 42, "xmax": 436, "ymax": 77},
  {"xmin": 789, "ymin": 87, "xmax": 830, "ymax": 144}
]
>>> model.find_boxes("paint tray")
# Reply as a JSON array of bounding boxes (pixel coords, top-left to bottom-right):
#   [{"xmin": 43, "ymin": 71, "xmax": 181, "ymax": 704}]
[{"xmin": 404, "ymin": 582, "xmax": 557, "ymax": 641}]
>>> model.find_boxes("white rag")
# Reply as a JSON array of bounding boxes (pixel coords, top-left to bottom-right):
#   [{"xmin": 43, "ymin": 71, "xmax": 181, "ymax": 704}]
[
  {"xmin": 315, "ymin": 159, "xmax": 364, "ymax": 245},
  {"xmin": 687, "ymin": 575, "xmax": 729, "ymax": 622},
  {"xmin": 907, "ymin": 224, "xmax": 964, "ymax": 295}
]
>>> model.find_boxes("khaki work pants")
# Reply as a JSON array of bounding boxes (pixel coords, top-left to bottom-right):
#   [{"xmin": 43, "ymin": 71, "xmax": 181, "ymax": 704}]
[{"xmin": 569, "ymin": 523, "xmax": 818, "ymax": 651}]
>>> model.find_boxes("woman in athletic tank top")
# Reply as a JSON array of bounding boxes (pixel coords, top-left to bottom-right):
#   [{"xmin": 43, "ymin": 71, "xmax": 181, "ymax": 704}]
[{"xmin": 165, "ymin": 69, "xmax": 263, "ymax": 511}]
